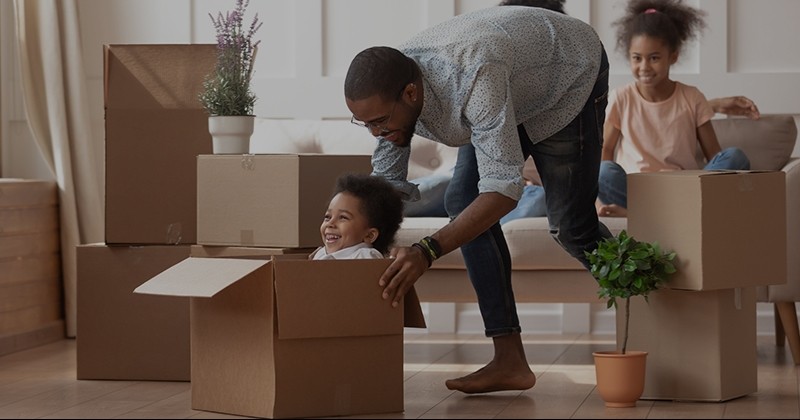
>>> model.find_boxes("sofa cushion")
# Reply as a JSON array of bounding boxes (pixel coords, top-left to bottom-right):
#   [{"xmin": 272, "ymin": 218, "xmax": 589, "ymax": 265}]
[
  {"xmin": 502, "ymin": 217, "xmax": 628, "ymax": 270},
  {"xmin": 395, "ymin": 216, "xmax": 628, "ymax": 271},
  {"xmin": 704, "ymin": 116, "xmax": 797, "ymax": 170}
]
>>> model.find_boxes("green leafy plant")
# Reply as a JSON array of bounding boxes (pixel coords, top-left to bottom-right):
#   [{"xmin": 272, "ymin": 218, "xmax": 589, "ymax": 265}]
[
  {"xmin": 585, "ymin": 230, "xmax": 677, "ymax": 354},
  {"xmin": 199, "ymin": 0, "xmax": 262, "ymax": 116}
]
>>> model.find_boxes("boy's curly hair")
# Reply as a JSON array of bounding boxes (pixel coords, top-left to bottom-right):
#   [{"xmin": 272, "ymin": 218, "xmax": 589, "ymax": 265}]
[{"xmin": 333, "ymin": 173, "xmax": 404, "ymax": 255}]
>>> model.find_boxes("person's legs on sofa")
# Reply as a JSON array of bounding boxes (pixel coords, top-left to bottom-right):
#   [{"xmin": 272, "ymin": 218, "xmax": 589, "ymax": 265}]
[
  {"xmin": 705, "ymin": 147, "xmax": 751, "ymax": 171},
  {"xmin": 500, "ymin": 184, "xmax": 547, "ymax": 224},
  {"xmin": 597, "ymin": 159, "xmax": 628, "ymax": 208},
  {"xmin": 404, "ymin": 172, "xmax": 451, "ymax": 217}
]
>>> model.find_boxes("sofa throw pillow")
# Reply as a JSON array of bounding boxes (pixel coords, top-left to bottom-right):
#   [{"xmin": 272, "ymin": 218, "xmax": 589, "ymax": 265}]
[{"xmin": 706, "ymin": 115, "xmax": 798, "ymax": 171}]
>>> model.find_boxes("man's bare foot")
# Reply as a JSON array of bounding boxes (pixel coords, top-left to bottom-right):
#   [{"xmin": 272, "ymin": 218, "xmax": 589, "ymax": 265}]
[
  {"xmin": 597, "ymin": 204, "xmax": 627, "ymax": 217},
  {"xmin": 445, "ymin": 360, "xmax": 536, "ymax": 394},
  {"xmin": 445, "ymin": 333, "xmax": 536, "ymax": 394}
]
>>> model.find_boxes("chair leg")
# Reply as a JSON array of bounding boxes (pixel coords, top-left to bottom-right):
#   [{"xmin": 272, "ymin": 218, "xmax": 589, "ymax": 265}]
[
  {"xmin": 775, "ymin": 302, "xmax": 800, "ymax": 365},
  {"xmin": 775, "ymin": 304, "xmax": 786, "ymax": 347}
]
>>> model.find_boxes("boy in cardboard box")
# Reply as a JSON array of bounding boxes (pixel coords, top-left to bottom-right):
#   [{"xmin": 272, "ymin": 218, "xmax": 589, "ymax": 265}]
[{"xmin": 311, "ymin": 173, "xmax": 404, "ymax": 260}]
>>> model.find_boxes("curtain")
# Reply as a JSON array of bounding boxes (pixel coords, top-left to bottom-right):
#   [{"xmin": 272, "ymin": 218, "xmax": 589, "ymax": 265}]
[{"xmin": 13, "ymin": 0, "xmax": 103, "ymax": 337}]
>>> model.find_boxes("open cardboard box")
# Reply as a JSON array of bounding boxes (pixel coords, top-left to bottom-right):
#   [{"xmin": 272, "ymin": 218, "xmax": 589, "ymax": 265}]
[
  {"xmin": 628, "ymin": 170, "xmax": 786, "ymax": 291},
  {"xmin": 135, "ymin": 253, "xmax": 425, "ymax": 419}
]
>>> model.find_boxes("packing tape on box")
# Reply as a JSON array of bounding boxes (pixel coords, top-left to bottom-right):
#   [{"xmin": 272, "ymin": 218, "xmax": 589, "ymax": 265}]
[
  {"xmin": 738, "ymin": 174, "xmax": 754, "ymax": 192},
  {"xmin": 240, "ymin": 230, "xmax": 255, "ymax": 246},
  {"xmin": 735, "ymin": 287, "xmax": 742, "ymax": 310},
  {"xmin": 241, "ymin": 154, "xmax": 255, "ymax": 170}
]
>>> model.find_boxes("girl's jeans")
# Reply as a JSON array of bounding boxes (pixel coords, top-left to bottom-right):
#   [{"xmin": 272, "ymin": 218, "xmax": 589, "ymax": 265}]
[
  {"xmin": 598, "ymin": 147, "xmax": 751, "ymax": 209},
  {"xmin": 443, "ymin": 48, "xmax": 612, "ymax": 337}
]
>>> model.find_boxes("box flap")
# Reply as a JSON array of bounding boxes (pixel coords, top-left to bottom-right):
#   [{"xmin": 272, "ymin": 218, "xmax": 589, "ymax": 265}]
[
  {"xmin": 134, "ymin": 257, "xmax": 268, "ymax": 298},
  {"xmin": 404, "ymin": 286, "xmax": 427, "ymax": 328},
  {"xmin": 273, "ymin": 259, "xmax": 404, "ymax": 339},
  {"xmin": 104, "ymin": 44, "xmax": 216, "ymax": 110}
]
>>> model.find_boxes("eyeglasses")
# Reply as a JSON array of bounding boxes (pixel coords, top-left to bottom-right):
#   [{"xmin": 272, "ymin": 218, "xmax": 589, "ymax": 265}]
[{"xmin": 350, "ymin": 99, "xmax": 399, "ymax": 137}]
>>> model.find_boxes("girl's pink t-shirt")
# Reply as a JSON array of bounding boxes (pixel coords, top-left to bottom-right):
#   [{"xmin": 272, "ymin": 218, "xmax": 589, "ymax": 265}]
[{"xmin": 606, "ymin": 81, "xmax": 715, "ymax": 174}]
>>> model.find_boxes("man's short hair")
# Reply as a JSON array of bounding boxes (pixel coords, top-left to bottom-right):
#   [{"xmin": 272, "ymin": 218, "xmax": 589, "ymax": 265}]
[{"xmin": 344, "ymin": 46, "xmax": 416, "ymax": 101}]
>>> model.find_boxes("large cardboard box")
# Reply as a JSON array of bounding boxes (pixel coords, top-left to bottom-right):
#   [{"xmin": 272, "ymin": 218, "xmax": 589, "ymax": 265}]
[
  {"xmin": 76, "ymin": 244, "xmax": 191, "ymax": 380},
  {"xmin": 627, "ymin": 170, "xmax": 786, "ymax": 291},
  {"xmin": 104, "ymin": 44, "xmax": 216, "ymax": 245},
  {"xmin": 135, "ymin": 253, "xmax": 425, "ymax": 418},
  {"xmin": 617, "ymin": 287, "xmax": 756, "ymax": 401},
  {"xmin": 197, "ymin": 154, "xmax": 372, "ymax": 247}
]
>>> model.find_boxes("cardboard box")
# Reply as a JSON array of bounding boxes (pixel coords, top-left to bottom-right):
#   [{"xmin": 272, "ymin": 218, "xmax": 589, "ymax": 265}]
[
  {"xmin": 617, "ymin": 287, "xmax": 756, "ymax": 401},
  {"xmin": 135, "ymin": 254, "xmax": 424, "ymax": 418},
  {"xmin": 76, "ymin": 244, "xmax": 191, "ymax": 380},
  {"xmin": 104, "ymin": 44, "xmax": 217, "ymax": 245},
  {"xmin": 628, "ymin": 170, "xmax": 786, "ymax": 291},
  {"xmin": 197, "ymin": 154, "xmax": 372, "ymax": 247}
]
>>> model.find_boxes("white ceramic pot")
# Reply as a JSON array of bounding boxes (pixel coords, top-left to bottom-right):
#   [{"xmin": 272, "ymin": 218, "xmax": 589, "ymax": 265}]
[{"xmin": 208, "ymin": 115, "xmax": 255, "ymax": 154}]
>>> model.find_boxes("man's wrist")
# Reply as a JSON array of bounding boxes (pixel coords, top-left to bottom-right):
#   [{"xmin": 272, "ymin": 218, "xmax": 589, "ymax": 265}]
[{"xmin": 411, "ymin": 242, "xmax": 433, "ymax": 267}]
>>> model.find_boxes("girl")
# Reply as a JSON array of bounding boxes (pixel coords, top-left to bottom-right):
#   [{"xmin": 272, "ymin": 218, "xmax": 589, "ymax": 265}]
[
  {"xmin": 598, "ymin": 0, "xmax": 750, "ymax": 217},
  {"xmin": 310, "ymin": 173, "xmax": 404, "ymax": 260}
]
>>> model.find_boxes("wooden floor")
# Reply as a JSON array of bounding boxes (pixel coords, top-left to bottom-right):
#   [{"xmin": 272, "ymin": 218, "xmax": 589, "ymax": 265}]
[{"xmin": 0, "ymin": 333, "xmax": 798, "ymax": 419}]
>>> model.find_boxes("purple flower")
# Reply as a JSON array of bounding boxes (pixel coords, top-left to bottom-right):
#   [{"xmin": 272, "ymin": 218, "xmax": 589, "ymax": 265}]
[{"xmin": 200, "ymin": 0, "xmax": 263, "ymax": 116}]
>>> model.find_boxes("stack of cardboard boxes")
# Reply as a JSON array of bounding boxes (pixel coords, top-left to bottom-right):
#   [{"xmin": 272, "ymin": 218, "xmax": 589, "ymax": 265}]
[
  {"xmin": 78, "ymin": 44, "xmax": 424, "ymax": 418},
  {"xmin": 76, "ymin": 44, "xmax": 219, "ymax": 381},
  {"xmin": 623, "ymin": 170, "xmax": 787, "ymax": 401}
]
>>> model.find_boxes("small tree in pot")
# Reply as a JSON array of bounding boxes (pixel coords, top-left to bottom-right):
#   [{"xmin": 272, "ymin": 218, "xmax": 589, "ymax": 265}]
[{"xmin": 585, "ymin": 229, "xmax": 676, "ymax": 407}]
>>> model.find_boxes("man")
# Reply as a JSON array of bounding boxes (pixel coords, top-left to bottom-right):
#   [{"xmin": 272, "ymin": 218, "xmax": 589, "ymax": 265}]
[{"xmin": 344, "ymin": 6, "xmax": 609, "ymax": 394}]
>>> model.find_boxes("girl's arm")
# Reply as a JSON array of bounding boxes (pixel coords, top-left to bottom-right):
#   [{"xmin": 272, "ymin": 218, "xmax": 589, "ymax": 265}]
[
  {"xmin": 602, "ymin": 123, "xmax": 621, "ymax": 161},
  {"xmin": 697, "ymin": 121, "xmax": 722, "ymax": 162}
]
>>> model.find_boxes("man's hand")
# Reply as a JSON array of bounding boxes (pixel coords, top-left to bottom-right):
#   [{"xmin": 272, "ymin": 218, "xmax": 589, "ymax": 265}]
[
  {"xmin": 379, "ymin": 245, "xmax": 430, "ymax": 308},
  {"xmin": 709, "ymin": 96, "xmax": 760, "ymax": 120}
]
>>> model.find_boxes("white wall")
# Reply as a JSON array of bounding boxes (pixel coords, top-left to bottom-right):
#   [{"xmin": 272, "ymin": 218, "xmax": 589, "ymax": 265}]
[{"xmin": 2, "ymin": 0, "xmax": 799, "ymax": 334}]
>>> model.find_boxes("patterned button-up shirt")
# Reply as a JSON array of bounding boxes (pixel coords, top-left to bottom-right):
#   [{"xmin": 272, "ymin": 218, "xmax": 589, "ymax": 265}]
[{"xmin": 372, "ymin": 6, "xmax": 602, "ymax": 201}]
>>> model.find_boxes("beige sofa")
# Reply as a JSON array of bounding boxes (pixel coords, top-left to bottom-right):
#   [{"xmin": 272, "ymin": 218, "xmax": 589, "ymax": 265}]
[{"xmin": 251, "ymin": 115, "xmax": 800, "ymax": 356}]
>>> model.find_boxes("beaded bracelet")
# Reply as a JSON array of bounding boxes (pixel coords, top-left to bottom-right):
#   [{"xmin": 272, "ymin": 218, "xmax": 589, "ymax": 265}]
[
  {"xmin": 411, "ymin": 242, "xmax": 433, "ymax": 267},
  {"xmin": 420, "ymin": 236, "xmax": 442, "ymax": 260}
]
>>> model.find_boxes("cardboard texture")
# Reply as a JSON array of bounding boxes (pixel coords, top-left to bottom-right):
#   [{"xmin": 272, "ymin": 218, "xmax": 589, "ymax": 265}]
[
  {"xmin": 628, "ymin": 170, "xmax": 786, "ymax": 291},
  {"xmin": 135, "ymin": 255, "xmax": 424, "ymax": 419},
  {"xmin": 104, "ymin": 44, "xmax": 216, "ymax": 245},
  {"xmin": 189, "ymin": 244, "xmax": 316, "ymax": 259},
  {"xmin": 197, "ymin": 154, "xmax": 372, "ymax": 247},
  {"xmin": 617, "ymin": 287, "xmax": 757, "ymax": 401},
  {"xmin": 76, "ymin": 244, "xmax": 191, "ymax": 381}
]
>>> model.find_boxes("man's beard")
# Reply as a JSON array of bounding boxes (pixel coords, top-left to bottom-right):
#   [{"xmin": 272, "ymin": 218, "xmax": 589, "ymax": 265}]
[{"xmin": 390, "ymin": 119, "xmax": 418, "ymax": 148}]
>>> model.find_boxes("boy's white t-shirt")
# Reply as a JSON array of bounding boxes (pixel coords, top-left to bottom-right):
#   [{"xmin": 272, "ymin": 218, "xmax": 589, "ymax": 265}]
[
  {"xmin": 606, "ymin": 81, "xmax": 715, "ymax": 174},
  {"xmin": 311, "ymin": 242, "xmax": 384, "ymax": 260}
]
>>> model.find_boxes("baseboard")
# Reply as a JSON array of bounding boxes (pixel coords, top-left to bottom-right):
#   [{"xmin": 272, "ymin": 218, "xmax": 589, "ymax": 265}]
[
  {"xmin": 415, "ymin": 302, "xmax": 792, "ymax": 336},
  {"xmin": 0, "ymin": 320, "xmax": 66, "ymax": 357}
]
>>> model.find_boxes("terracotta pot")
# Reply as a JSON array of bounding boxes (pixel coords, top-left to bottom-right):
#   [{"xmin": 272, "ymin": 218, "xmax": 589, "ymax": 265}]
[
  {"xmin": 209, "ymin": 115, "xmax": 254, "ymax": 154},
  {"xmin": 592, "ymin": 350, "xmax": 648, "ymax": 408}
]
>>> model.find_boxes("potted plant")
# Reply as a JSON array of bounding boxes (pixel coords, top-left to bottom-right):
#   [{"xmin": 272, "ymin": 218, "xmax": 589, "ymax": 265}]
[
  {"xmin": 585, "ymin": 229, "xmax": 676, "ymax": 408},
  {"xmin": 199, "ymin": 0, "xmax": 262, "ymax": 154}
]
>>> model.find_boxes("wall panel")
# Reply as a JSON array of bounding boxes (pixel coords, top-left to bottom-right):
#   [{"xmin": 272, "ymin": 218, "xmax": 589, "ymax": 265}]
[{"xmin": 2, "ymin": 0, "xmax": 799, "ymax": 334}]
